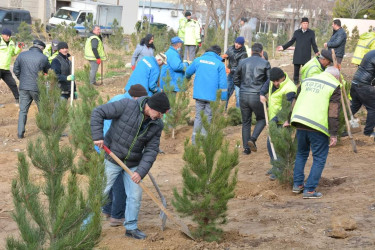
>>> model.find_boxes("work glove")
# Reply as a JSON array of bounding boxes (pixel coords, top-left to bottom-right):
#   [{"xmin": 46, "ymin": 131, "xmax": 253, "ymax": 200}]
[
  {"xmin": 67, "ymin": 75, "xmax": 75, "ymax": 81},
  {"xmin": 96, "ymin": 58, "xmax": 101, "ymax": 65},
  {"xmin": 131, "ymin": 65, "xmax": 135, "ymax": 71},
  {"xmin": 221, "ymin": 54, "xmax": 228, "ymax": 59},
  {"xmin": 198, "ymin": 42, "xmax": 202, "ymax": 47},
  {"xmin": 221, "ymin": 91, "xmax": 228, "ymax": 101},
  {"xmin": 17, "ymin": 42, "xmax": 25, "ymax": 49},
  {"xmin": 225, "ymin": 67, "xmax": 230, "ymax": 74}
]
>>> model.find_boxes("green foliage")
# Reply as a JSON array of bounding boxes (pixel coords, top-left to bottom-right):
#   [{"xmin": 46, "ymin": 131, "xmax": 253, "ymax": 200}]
[
  {"xmin": 257, "ymin": 31, "xmax": 275, "ymax": 56},
  {"xmin": 108, "ymin": 19, "xmax": 125, "ymax": 50},
  {"xmin": 338, "ymin": 75, "xmax": 351, "ymax": 141},
  {"xmin": 311, "ymin": 18, "xmax": 332, "ymax": 49},
  {"xmin": 163, "ymin": 72, "xmax": 191, "ymax": 138},
  {"xmin": 276, "ymin": 29, "xmax": 289, "ymax": 47},
  {"xmin": 15, "ymin": 21, "xmax": 33, "ymax": 45},
  {"xmin": 203, "ymin": 27, "xmax": 235, "ymax": 54},
  {"xmin": 370, "ymin": 26, "xmax": 374, "ymax": 32},
  {"xmin": 269, "ymin": 98, "xmax": 297, "ymax": 186},
  {"xmin": 348, "ymin": 26, "xmax": 360, "ymax": 51},
  {"xmin": 7, "ymin": 70, "xmax": 104, "ymax": 249},
  {"xmin": 333, "ymin": 0, "xmax": 375, "ymax": 18},
  {"xmin": 49, "ymin": 22, "xmax": 83, "ymax": 50},
  {"xmin": 173, "ymin": 92, "xmax": 239, "ymax": 242},
  {"xmin": 226, "ymin": 107, "xmax": 242, "ymax": 126},
  {"xmin": 69, "ymin": 64, "xmax": 104, "ymax": 174}
]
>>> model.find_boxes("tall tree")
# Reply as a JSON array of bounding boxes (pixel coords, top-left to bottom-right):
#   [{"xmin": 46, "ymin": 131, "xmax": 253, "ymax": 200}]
[{"xmin": 333, "ymin": 0, "xmax": 375, "ymax": 19}]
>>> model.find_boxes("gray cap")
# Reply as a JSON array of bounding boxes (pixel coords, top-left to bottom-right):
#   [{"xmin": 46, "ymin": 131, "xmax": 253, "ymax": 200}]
[{"xmin": 51, "ymin": 39, "xmax": 59, "ymax": 51}]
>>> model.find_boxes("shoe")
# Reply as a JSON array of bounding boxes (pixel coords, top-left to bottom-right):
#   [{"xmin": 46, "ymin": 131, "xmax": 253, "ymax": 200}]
[
  {"xmin": 243, "ymin": 148, "xmax": 251, "ymax": 155},
  {"xmin": 292, "ymin": 184, "xmax": 304, "ymax": 194},
  {"xmin": 125, "ymin": 229, "xmax": 147, "ymax": 240},
  {"xmin": 17, "ymin": 134, "xmax": 24, "ymax": 139},
  {"xmin": 269, "ymin": 174, "xmax": 276, "ymax": 181},
  {"xmin": 109, "ymin": 217, "xmax": 124, "ymax": 227},
  {"xmin": 93, "ymin": 82, "xmax": 102, "ymax": 86},
  {"xmin": 303, "ymin": 190, "xmax": 322, "ymax": 199},
  {"xmin": 266, "ymin": 168, "xmax": 273, "ymax": 175},
  {"xmin": 247, "ymin": 139, "xmax": 257, "ymax": 152},
  {"xmin": 369, "ymin": 132, "xmax": 375, "ymax": 138}
]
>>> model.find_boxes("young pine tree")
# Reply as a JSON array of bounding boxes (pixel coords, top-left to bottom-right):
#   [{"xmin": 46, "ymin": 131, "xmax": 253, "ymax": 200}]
[
  {"xmin": 69, "ymin": 64, "xmax": 104, "ymax": 174},
  {"xmin": 173, "ymin": 92, "xmax": 239, "ymax": 242},
  {"xmin": 7, "ymin": 71, "xmax": 105, "ymax": 249},
  {"xmin": 163, "ymin": 72, "xmax": 191, "ymax": 138},
  {"xmin": 268, "ymin": 97, "xmax": 297, "ymax": 186}
]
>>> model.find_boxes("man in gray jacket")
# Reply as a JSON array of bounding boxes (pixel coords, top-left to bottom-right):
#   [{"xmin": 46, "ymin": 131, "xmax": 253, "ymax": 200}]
[
  {"xmin": 91, "ymin": 92, "xmax": 170, "ymax": 240},
  {"xmin": 14, "ymin": 39, "xmax": 50, "ymax": 139},
  {"xmin": 234, "ymin": 43, "xmax": 270, "ymax": 155}
]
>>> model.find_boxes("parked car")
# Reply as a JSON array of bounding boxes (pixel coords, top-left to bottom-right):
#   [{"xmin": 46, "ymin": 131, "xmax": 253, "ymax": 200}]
[{"xmin": 0, "ymin": 8, "xmax": 31, "ymax": 34}]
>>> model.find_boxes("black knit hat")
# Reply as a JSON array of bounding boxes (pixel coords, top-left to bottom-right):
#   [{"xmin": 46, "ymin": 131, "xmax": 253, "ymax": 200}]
[
  {"xmin": 301, "ymin": 17, "xmax": 309, "ymax": 23},
  {"xmin": 148, "ymin": 92, "xmax": 170, "ymax": 113},
  {"xmin": 185, "ymin": 11, "xmax": 191, "ymax": 17},
  {"xmin": 57, "ymin": 42, "xmax": 68, "ymax": 51},
  {"xmin": 128, "ymin": 84, "xmax": 147, "ymax": 97},
  {"xmin": 320, "ymin": 49, "xmax": 333, "ymax": 62},
  {"xmin": 270, "ymin": 67, "xmax": 285, "ymax": 81}
]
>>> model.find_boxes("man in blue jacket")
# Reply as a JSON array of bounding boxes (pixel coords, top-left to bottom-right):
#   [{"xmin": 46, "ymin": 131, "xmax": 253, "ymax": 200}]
[
  {"xmin": 324, "ymin": 19, "xmax": 347, "ymax": 66},
  {"xmin": 125, "ymin": 53, "xmax": 167, "ymax": 96},
  {"xmin": 185, "ymin": 45, "xmax": 227, "ymax": 144},
  {"xmin": 160, "ymin": 37, "xmax": 189, "ymax": 92}
]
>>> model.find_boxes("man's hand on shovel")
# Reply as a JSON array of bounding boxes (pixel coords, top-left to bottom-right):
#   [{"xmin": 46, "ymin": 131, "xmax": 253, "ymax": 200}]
[{"xmin": 94, "ymin": 140, "xmax": 104, "ymax": 149}]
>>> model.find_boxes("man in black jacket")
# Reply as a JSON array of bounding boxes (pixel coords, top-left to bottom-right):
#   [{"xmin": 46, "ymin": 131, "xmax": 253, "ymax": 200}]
[
  {"xmin": 277, "ymin": 17, "xmax": 319, "ymax": 84},
  {"xmin": 223, "ymin": 36, "xmax": 248, "ymax": 109},
  {"xmin": 324, "ymin": 19, "xmax": 347, "ymax": 66},
  {"xmin": 350, "ymin": 50, "xmax": 375, "ymax": 139},
  {"xmin": 14, "ymin": 40, "xmax": 50, "ymax": 139},
  {"xmin": 91, "ymin": 92, "xmax": 170, "ymax": 240},
  {"xmin": 51, "ymin": 42, "xmax": 76, "ymax": 99},
  {"xmin": 234, "ymin": 43, "xmax": 270, "ymax": 155}
]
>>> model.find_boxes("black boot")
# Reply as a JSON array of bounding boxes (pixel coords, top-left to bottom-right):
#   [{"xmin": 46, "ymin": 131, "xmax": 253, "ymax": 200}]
[{"xmin": 125, "ymin": 229, "xmax": 147, "ymax": 240}]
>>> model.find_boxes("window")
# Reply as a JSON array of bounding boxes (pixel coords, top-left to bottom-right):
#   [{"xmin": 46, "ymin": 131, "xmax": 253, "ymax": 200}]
[
  {"xmin": 13, "ymin": 12, "xmax": 21, "ymax": 22},
  {"xmin": 54, "ymin": 9, "xmax": 79, "ymax": 21},
  {"xmin": 3, "ymin": 12, "xmax": 11, "ymax": 22},
  {"xmin": 76, "ymin": 12, "xmax": 86, "ymax": 24}
]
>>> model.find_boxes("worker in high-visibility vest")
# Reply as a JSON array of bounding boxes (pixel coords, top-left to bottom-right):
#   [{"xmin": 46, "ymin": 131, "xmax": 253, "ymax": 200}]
[{"xmin": 351, "ymin": 27, "xmax": 375, "ymax": 66}]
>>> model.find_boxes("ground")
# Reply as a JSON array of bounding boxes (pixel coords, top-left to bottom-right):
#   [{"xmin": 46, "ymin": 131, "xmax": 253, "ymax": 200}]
[{"xmin": 0, "ymin": 54, "xmax": 374, "ymax": 249}]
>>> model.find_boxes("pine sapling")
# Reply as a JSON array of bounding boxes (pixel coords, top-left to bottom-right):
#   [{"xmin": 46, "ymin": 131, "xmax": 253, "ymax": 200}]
[
  {"xmin": 7, "ymin": 71, "xmax": 105, "ymax": 249},
  {"xmin": 269, "ymin": 97, "xmax": 297, "ymax": 186},
  {"xmin": 173, "ymin": 91, "xmax": 239, "ymax": 242},
  {"xmin": 163, "ymin": 72, "xmax": 191, "ymax": 138}
]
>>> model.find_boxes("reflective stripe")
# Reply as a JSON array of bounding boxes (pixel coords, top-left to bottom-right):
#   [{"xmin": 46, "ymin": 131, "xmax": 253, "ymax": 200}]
[
  {"xmin": 366, "ymin": 38, "xmax": 375, "ymax": 47},
  {"xmin": 305, "ymin": 65, "xmax": 318, "ymax": 79},
  {"xmin": 302, "ymin": 78, "xmax": 337, "ymax": 89},
  {"xmin": 352, "ymin": 56, "xmax": 363, "ymax": 60},
  {"xmin": 357, "ymin": 44, "xmax": 367, "ymax": 49},
  {"xmin": 292, "ymin": 114, "xmax": 329, "ymax": 134}
]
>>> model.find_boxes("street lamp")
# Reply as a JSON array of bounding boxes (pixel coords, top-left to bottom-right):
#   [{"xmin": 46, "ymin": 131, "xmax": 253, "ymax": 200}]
[{"xmin": 364, "ymin": 14, "xmax": 368, "ymax": 19}]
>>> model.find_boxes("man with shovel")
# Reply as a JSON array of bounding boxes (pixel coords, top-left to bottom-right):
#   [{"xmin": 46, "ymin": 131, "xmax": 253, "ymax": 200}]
[{"xmin": 91, "ymin": 92, "xmax": 170, "ymax": 239}]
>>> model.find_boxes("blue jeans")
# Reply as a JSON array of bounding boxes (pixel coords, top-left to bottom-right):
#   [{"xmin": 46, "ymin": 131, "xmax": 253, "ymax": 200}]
[
  {"xmin": 104, "ymin": 159, "xmax": 142, "ymax": 230},
  {"xmin": 102, "ymin": 173, "xmax": 126, "ymax": 219},
  {"xmin": 293, "ymin": 129, "xmax": 329, "ymax": 192},
  {"xmin": 226, "ymin": 74, "xmax": 239, "ymax": 109}
]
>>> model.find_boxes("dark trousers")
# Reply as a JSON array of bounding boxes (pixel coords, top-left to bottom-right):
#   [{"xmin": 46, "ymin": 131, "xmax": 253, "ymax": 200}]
[
  {"xmin": 102, "ymin": 173, "xmax": 126, "ymax": 219},
  {"xmin": 0, "ymin": 69, "xmax": 19, "ymax": 100},
  {"xmin": 293, "ymin": 64, "xmax": 302, "ymax": 84},
  {"xmin": 18, "ymin": 89, "xmax": 39, "ymax": 136},
  {"xmin": 293, "ymin": 129, "xmax": 329, "ymax": 192},
  {"xmin": 350, "ymin": 83, "xmax": 375, "ymax": 135},
  {"xmin": 239, "ymin": 92, "xmax": 266, "ymax": 149}
]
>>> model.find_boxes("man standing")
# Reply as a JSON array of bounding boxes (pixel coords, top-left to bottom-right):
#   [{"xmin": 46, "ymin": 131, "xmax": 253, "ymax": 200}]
[
  {"xmin": 160, "ymin": 37, "xmax": 188, "ymax": 92},
  {"xmin": 350, "ymin": 50, "xmax": 375, "ymax": 139},
  {"xmin": 222, "ymin": 36, "xmax": 248, "ymax": 109},
  {"xmin": 183, "ymin": 15, "xmax": 201, "ymax": 61},
  {"xmin": 125, "ymin": 53, "xmax": 167, "ymax": 96},
  {"xmin": 0, "ymin": 28, "xmax": 23, "ymax": 107},
  {"xmin": 234, "ymin": 43, "xmax": 270, "ymax": 155},
  {"xmin": 324, "ymin": 19, "xmax": 347, "ymax": 67},
  {"xmin": 290, "ymin": 67, "xmax": 341, "ymax": 198},
  {"xmin": 84, "ymin": 25, "xmax": 107, "ymax": 86},
  {"xmin": 13, "ymin": 40, "xmax": 50, "ymax": 139},
  {"xmin": 91, "ymin": 92, "xmax": 170, "ymax": 239},
  {"xmin": 300, "ymin": 49, "xmax": 333, "ymax": 81},
  {"xmin": 43, "ymin": 39, "xmax": 59, "ymax": 63},
  {"xmin": 185, "ymin": 45, "xmax": 227, "ymax": 144},
  {"xmin": 51, "ymin": 42, "xmax": 76, "ymax": 100},
  {"xmin": 351, "ymin": 27, "xmax": 375, "ymax": 66},
  {"xmin": 100, "ymin": 84, "xmax": 148, "ymax": 227},
  {"xmin": 277, "ymin": 17, "xmax": 319, "ymax": 84},
  {"xmin": 239, "ymin": 17, "xmax": 252, "ymax": 46},
  {"xmin": 178, "ymin": 11, "xmax": 191, "ymax": 42}
]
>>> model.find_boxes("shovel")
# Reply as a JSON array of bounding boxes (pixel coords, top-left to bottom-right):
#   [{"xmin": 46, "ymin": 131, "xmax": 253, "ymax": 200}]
[
  {"xmin": 103, "ymin": 145, "xmax": 194, "ymax": 240},
  {"xmin": 262, "ymin": 102, "xmax": 278, "ymax": 160},
  {"xmin": 147, "ymin": 172, "xmax": 167, "ymax": 231},
  {"xmin": 341, "ymin": 84, "xmax": 361, "ymax": 131}
]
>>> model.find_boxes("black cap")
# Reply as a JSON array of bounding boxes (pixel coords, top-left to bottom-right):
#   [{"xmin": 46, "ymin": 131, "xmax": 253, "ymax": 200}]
[
  {"xmin": 241, "ymin": 17, "xmax": 248, "ymax": 23},
  {"xmin": 147, "ymin": 92, "xmax": 170, "ymax": 114},
  {"xmin": 270, "ymin": 67, "xmax": 285, "ymax": 81},
  {"xmin": 33, "ymin": 40, "xmax": 46, "ymax": 48},
  {"xmin": 57, "ymin": 42, "xmax": 68, "ymax": 51},
  {"xmin": 128, "ymin": 84, "xmax": 147, "ymax": 97},
  {"xmin": 301, "ymin": 17, "xmax": 309, "ymax": 23},
  {"xmin": 320, "ymin": 49, "xmax": 333, "ymax": 62},
  {"xmin": 185, "ymin": 11, "xmax": 191, "ymax": 17},
  {"xmin": 1, "ymin": 28, "xmax": 11, "ymax": 36}
]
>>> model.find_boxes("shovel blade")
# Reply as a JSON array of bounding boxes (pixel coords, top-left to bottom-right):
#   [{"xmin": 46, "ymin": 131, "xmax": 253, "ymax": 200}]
[{"xmin": 349, "ymin": 118, "xmax": 360, "ymax": 128}]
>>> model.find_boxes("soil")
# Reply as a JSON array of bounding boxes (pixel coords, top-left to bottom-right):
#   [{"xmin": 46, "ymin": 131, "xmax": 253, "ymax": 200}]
[{"xmin": 0, "ymin": 54, "xmax": 375, "ymax": 249}]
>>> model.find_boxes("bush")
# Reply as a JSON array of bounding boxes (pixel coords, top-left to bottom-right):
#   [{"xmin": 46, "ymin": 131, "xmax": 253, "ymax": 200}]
[
  {"xmin": 108, "ymin": 19, "xmax": 125, "ymax": 50},
  {"xmin": 15, "ymin": 21, "xmax": 33, "ymax": 46},
  {"xmin": 49, "ymin": 22, "xmax": 83, "ymax": 50},
  {"xmin": 226, "ymin": 107, "xmax": 242, "ymax": 126}
]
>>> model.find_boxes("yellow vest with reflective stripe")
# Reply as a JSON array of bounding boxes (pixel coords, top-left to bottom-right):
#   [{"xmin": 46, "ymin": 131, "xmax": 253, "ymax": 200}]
[
  {"xmin": 0, "ymin": 37, "xmax": 20, "ymax": 70},
  {"xmin": 351, "ymin": 32, "xmax": 375, "ymax": 65},
  {"xmin": 268, "ymin": 73, "xmax": 297, "ymax": 122},
  {"xmin": 300, "ymin": 57, "xmax": 323, "ymax": 81},
  {"xmin": 84, "ymin": 35, "xmax": 107, "ymax": 60},
  {"xmin": 291, "ymin": 72, "xmax": 340, "ymax": 136}
]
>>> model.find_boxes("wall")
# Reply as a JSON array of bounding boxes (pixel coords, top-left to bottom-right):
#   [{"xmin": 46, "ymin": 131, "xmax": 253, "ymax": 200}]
[
  {"xmin": 138, "ymin": 7, "xmax": 184, "ymax": 32},
  {"xmin": 336, "ymin": 18, "xmax": 375, "ymax": 36}
]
